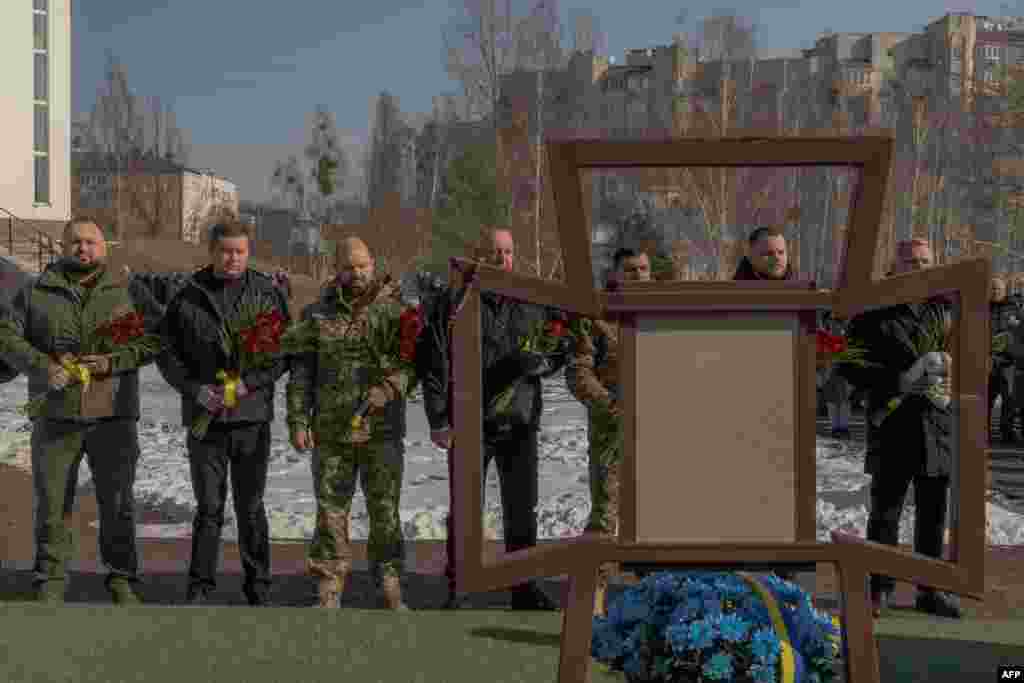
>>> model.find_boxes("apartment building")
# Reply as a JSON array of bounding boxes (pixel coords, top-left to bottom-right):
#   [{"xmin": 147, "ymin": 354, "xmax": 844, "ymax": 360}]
[
  {"xmin": 73, "ymin": 160, "xmax": 239, "ymax": 244},
  {"xmin": 0, "ymin": 0, "xmax": 72, "ymax": 232}
]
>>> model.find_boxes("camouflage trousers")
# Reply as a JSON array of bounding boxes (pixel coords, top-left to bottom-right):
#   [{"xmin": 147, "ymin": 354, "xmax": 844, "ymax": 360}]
[
  {"xmin": 585, "ymin": 425, "xmax": 621, "ymax": 536},
  {"xmin": 585, "ymin": 422, "xmax": 621, "ymax": 582},
  {"xmin": 307, "ymin": 439, "xmax": 405, "ymax": 584}
]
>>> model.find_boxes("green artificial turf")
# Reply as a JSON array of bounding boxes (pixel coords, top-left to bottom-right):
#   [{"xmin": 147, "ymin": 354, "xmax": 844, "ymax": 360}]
[
  {"xmin": 0, "ymin": 604, "xmax": 623, "ymax": 683},
  {"xmin": 1, "ymin": 602, "xmax": 1022, "ymax": 682}
]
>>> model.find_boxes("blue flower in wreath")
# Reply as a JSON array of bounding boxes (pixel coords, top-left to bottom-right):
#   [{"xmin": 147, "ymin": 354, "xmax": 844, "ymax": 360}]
[
  {"xmin": 717, "ymin": 612, "xmax": 751, "ymax": 643},
  {"xmin": 622, "ymin": 651, "xmax": 646, "ymax": 678},
  {"xmin": 591, "ymin": 620, "xmax": 623, "ymax": 661},
  {"xmin": 620, "ymin": 591, "xmax": 651, "ymax": 623},
  {"xmin": 688, "ymin": 618, "xmax": 715, "ymax": 650},
  {"xmin": 703, "ymin": 651, "xmax": 735, "ymax": 680},
  {"xmin": 751, "ymin": 662, "xmax": 778, "ymax": 683},
  {"xmin": 751, "ymin": 626, "xmax": 781, "ymax": 663},
  {"xmin": 666, "ymin": 622, "xmax": 690, "ymax": 653}
]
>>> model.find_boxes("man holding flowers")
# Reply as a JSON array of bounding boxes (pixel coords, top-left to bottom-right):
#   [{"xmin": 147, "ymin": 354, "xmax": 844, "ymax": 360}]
[
  {"xmin": 285, "ymin": 237, "xmax": 420, "ymax": 610},
  {"xmin": 834, "ymin": 239, "xmax": 961, "ymax": 619},
  {"xmin": 566, "ymin": 247, "xmax": 650, "ymax": 616},
  {"xmin": 0, "ymin": 219, "xmax": 164, "ymax": 604},
  {"xmin": 156, "ymin": 221, "xmax": 291, "ymax": 606},
  {"xmin": 418, "ymin": 227, "xmax": 567, "ymax": 611}
]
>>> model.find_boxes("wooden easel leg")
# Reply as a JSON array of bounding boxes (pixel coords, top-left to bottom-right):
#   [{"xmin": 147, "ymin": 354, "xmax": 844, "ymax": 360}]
[
  {"xmin": 557, "ymin": 565, "xmax": 599, "ymax": 683},
  {"xmin": 837, "ymin": 562, "xmax": 880, "ymax": 683}
]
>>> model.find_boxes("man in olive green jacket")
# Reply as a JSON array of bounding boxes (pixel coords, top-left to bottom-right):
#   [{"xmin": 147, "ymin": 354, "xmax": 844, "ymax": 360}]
[
  {"xmin": 566, "ymin": 247, "xmax": 651, "ymax": 616},
  {"xmin": 286, "ymin": 237, "xmax": 417, "ymax": 610},
  {"xmin": 0, "ymin": 220, "xmax": 163, "ymax": 604}
]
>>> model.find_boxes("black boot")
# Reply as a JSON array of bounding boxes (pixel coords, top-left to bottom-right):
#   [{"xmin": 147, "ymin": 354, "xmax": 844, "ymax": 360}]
[
  {"xmin": 915, "ymin": 589, "xmax": 962, "ymax": 619},
  {"xmin": 510, "ymin": 581, "xmax": 558, "ymax": 611},
  {"xmin": 185, "ymin": 584, "xmax": 211, "ymax": 606}
]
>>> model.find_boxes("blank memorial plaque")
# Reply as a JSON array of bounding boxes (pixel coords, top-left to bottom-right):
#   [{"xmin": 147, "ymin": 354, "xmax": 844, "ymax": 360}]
[{"xmin": 633, "ymin": 314, "xmax": 797, "ymax": 544}]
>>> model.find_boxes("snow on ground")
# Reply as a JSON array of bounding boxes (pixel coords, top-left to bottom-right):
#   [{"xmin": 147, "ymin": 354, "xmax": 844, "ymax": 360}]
[{"xmin": 3, "ymin": 366, "xmax": 1024, "ymax": 546}]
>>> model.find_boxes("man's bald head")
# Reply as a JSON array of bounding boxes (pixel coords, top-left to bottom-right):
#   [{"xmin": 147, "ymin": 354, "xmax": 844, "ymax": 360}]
[
  {"xmin": 336, "ymin": 236, "xmax": 375, "ymax": 293},
  {"xmin": 474, "ymin": 227, "xmax": 515, "ymax": 272},
  {"xmin": 62, "ymin": 219, "xmax": 107, "ymax": 267}
]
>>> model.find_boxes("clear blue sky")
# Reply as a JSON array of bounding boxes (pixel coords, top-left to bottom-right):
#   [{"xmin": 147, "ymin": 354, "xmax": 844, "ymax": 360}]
[{"xmin": 73, "ymin": 0, "xmax": 1023, "ymax": 202}]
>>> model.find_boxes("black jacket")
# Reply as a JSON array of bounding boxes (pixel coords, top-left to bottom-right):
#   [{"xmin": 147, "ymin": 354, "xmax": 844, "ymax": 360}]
[
  {"xmin": 732, "ymin": 256, "xmax": 796, "ymax": 281},
  {"xmin": 836, "ymin": 299, "xmax": 953, "ymax": 478},
  {"xmin": 156, "ymin": 266, "xmax": 292, "ymax": 427},
  {"xmin": 417, "ymin": 285, "xmax": 566, "ymax": 439},
  {"xmin": 992, "ymin": 299, "xmax": 1022, "ymax": 371}
]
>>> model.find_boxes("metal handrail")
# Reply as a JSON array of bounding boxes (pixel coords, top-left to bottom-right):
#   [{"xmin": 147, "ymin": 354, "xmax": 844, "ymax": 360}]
[{"xmin": 0, "ymin": 206, "xmax": 65, "ymax": 271}]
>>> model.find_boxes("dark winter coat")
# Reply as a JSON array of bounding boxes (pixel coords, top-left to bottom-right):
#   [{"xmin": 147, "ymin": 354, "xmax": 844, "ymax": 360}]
[
  {"xmin": 0, "ymin": 262, "xmax": 164, "ymax": 421},
  {"xmin": 417, "ymin": 285, "xmax": 567, "ymax": 440},
  {"xmin": 732, "ymin": 256, "xmax": 797, "ymax": 281},
  {"xmin": 285, "ymin": 276, "xmax": 415, "ymax": 444},
  {"xmin": 156, "ymin": 265, "xmax": 291, "ymax": 427},
  {"xmin": 992, "ymin": 299, "xmax": 1022, "ymax": 372},
  {"xmin": 836, "ymin": 299, "xmax": 954, "ymax": 478}
]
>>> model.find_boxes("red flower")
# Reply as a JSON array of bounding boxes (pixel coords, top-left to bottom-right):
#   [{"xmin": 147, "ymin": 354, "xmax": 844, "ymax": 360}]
[
  {"xmin": 98, "ymin": 312, "xmax": 146, "ymax": 345},
  {"xmin": 816, "ymin": 330, "xmax": 848, "ymax": 355},
  {"xmin": 240, "ymin": 310, "xmax": 287, "ymax": 355},
  {"xmin": 546, "ymin": 319, "xmax": 566, "ymax": 338},
  {"xmin": 398, "ymin": 305, "xmax": 424, "ymax": 363}
]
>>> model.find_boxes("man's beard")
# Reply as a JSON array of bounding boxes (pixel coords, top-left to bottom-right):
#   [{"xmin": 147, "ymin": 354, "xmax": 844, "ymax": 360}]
[{"xmin": 62, "ymin": 255, "xmax": 101, "ymax": 273}]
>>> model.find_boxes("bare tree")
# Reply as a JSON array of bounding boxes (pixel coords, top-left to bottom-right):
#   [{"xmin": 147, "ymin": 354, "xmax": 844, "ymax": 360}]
[
  {"xmin": 514, "ymin": 0, "xmax": 563, "ymax": 277},
  {"xmin": 270, "ymin": 156, "xmax": 306, "ymax": 214},
  {"xmin": 442, "ymin": 0, "xmax": 522, "ymax": 126},
  {"xmin": 80, "ymin": 52, "xmax": 192, "ymax": 239},
  {"xmin": 304, "ymin": 105, "xmax": 347, "ymax": 223},
  {"xmin": 365, "ymin": 91, "xmax": 414, "ymax": 211}
]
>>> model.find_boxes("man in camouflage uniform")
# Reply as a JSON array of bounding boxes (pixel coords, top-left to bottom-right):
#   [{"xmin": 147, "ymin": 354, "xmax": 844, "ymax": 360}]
[
  {"xmin": 0, "ymin": 219, "xmax": 163, "ymax": 604},
  {"xmin": 566, "ymin": 247, "xmax": 651, "ymax": 616},
  {"xmin": 286, "ymin": 237, "xmax": 416, "ymax": 610}
]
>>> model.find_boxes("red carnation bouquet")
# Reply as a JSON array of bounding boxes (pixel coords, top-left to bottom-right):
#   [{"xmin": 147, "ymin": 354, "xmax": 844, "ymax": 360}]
[
  {"xmin": 815, "ymin": 329, "xmax": 874, "ymax": 368},
  {"xmin": 349, "ymin": 302, "xmax": 425, "ymax": 431},
  {"xmin": 191, "ymin": 296, "xmax": 288, "ymax": 439},
  {"xmin": 21, "ymin": 310, "xmax": 161, "ymax": 418},
  {"xmin": 489, "ymin": 316, "xmax": 570, "ymax": 416}
]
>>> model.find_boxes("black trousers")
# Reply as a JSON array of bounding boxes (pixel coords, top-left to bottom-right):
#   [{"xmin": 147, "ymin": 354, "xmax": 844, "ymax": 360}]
[
  {"xmin": 445, "ymin": 428, "xmax": 540, "ymax": 592},
  {"xmin": 31, "ymin": 418, "xmax": 140, "ymax": 585},
  {"xmin": 186, "ymin": 421, "xmax": 272, "ymax": 592},
  {"xmin": 989, "ymin": 366, "xmax": 1013, "ymax": 437},
  {"xmin": 867, "ymin": 467, "xmax": 949, "ymax": 594}
]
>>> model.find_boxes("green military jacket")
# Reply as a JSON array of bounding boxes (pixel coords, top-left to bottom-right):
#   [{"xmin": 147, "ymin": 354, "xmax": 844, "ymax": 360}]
[
  {"xmin": 0, "ymin": 262, "xmax": 163, "ymax": 421},
  {"xmin": 565, "ymin": 317, "xmax": 621, "ymax": 454},
  {"xmin": 286, "ymin": 277, "xmax": 416, "ymax": 444}
]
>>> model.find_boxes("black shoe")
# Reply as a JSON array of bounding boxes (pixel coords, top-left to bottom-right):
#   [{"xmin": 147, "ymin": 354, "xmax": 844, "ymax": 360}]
[
  {"xmin": 915, "ymin": 590, "xmax": 962, "ymax": 619},
  {"xmin": 185, "ymin": 586, "xmax": 211, "ymax": 606},
  {"xmin": 442, "ymin": 591, "xmax": 470, "ymax": 610},
  {"xmin": 510, "ymin": 583, "xmax": 559, "ymax": 611},
  {"xmin": 244, "ymin": 585, "xmax": 271, "ymax": 607}
]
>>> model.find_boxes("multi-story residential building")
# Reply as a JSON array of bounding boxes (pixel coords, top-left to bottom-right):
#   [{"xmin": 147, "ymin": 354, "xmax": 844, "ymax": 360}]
[
  {"xmin": 72, "ymin": 161, "xmax": 239, "ymax": 244},
  {"xmin": 0, "ymin": 0, "xmax": 72, "ymax": 233},
  {"xmin": 801, "ymin": 32, "xmax": 912, "ymax": 126}
]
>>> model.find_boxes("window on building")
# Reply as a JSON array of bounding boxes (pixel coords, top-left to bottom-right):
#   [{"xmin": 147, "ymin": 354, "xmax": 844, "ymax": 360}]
[
  {"xmin": 33, "ymin": 0, "xmax": 49, "ymax": 205},
  {"xmin": 952, "ymin": 46, "xmax": 962, "ymax": 58},
  {"xmin": 33, "ymin": 105, "xmax": 48, "ymax": 153}
]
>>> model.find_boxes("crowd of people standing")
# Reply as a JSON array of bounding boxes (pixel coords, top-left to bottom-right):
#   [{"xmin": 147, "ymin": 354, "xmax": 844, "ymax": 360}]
[{"xmin": 0, "ymin": 216, "xmax": 1010, "ymax": 622}]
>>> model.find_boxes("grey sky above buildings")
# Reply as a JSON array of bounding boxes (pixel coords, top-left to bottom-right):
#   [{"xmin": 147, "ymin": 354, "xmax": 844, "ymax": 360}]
[{"xmin": 74, "ymin": 0, "xmax": 1024, "ymax": 203}]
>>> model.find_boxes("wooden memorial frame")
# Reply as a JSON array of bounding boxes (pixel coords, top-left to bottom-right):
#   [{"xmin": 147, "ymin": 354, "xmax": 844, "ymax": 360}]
[{"xmin": 449, "ymin": 133, "xmax": 988, "ymax": 683}]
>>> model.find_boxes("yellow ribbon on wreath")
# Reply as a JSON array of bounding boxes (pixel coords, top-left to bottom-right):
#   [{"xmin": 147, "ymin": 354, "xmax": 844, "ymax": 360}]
[
  {"xmin": 738, "ymin": 573, "xmax": 798, "ymax": 683},
  {"xmin": 216, "ymin": 370, "xmax": 241, "ymax": 408}
]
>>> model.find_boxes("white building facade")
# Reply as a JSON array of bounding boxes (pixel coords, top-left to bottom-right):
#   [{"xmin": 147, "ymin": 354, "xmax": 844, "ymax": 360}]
[{"xmin": 0, "ymin": 0, "xmax": 72, "ymax": 226}]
